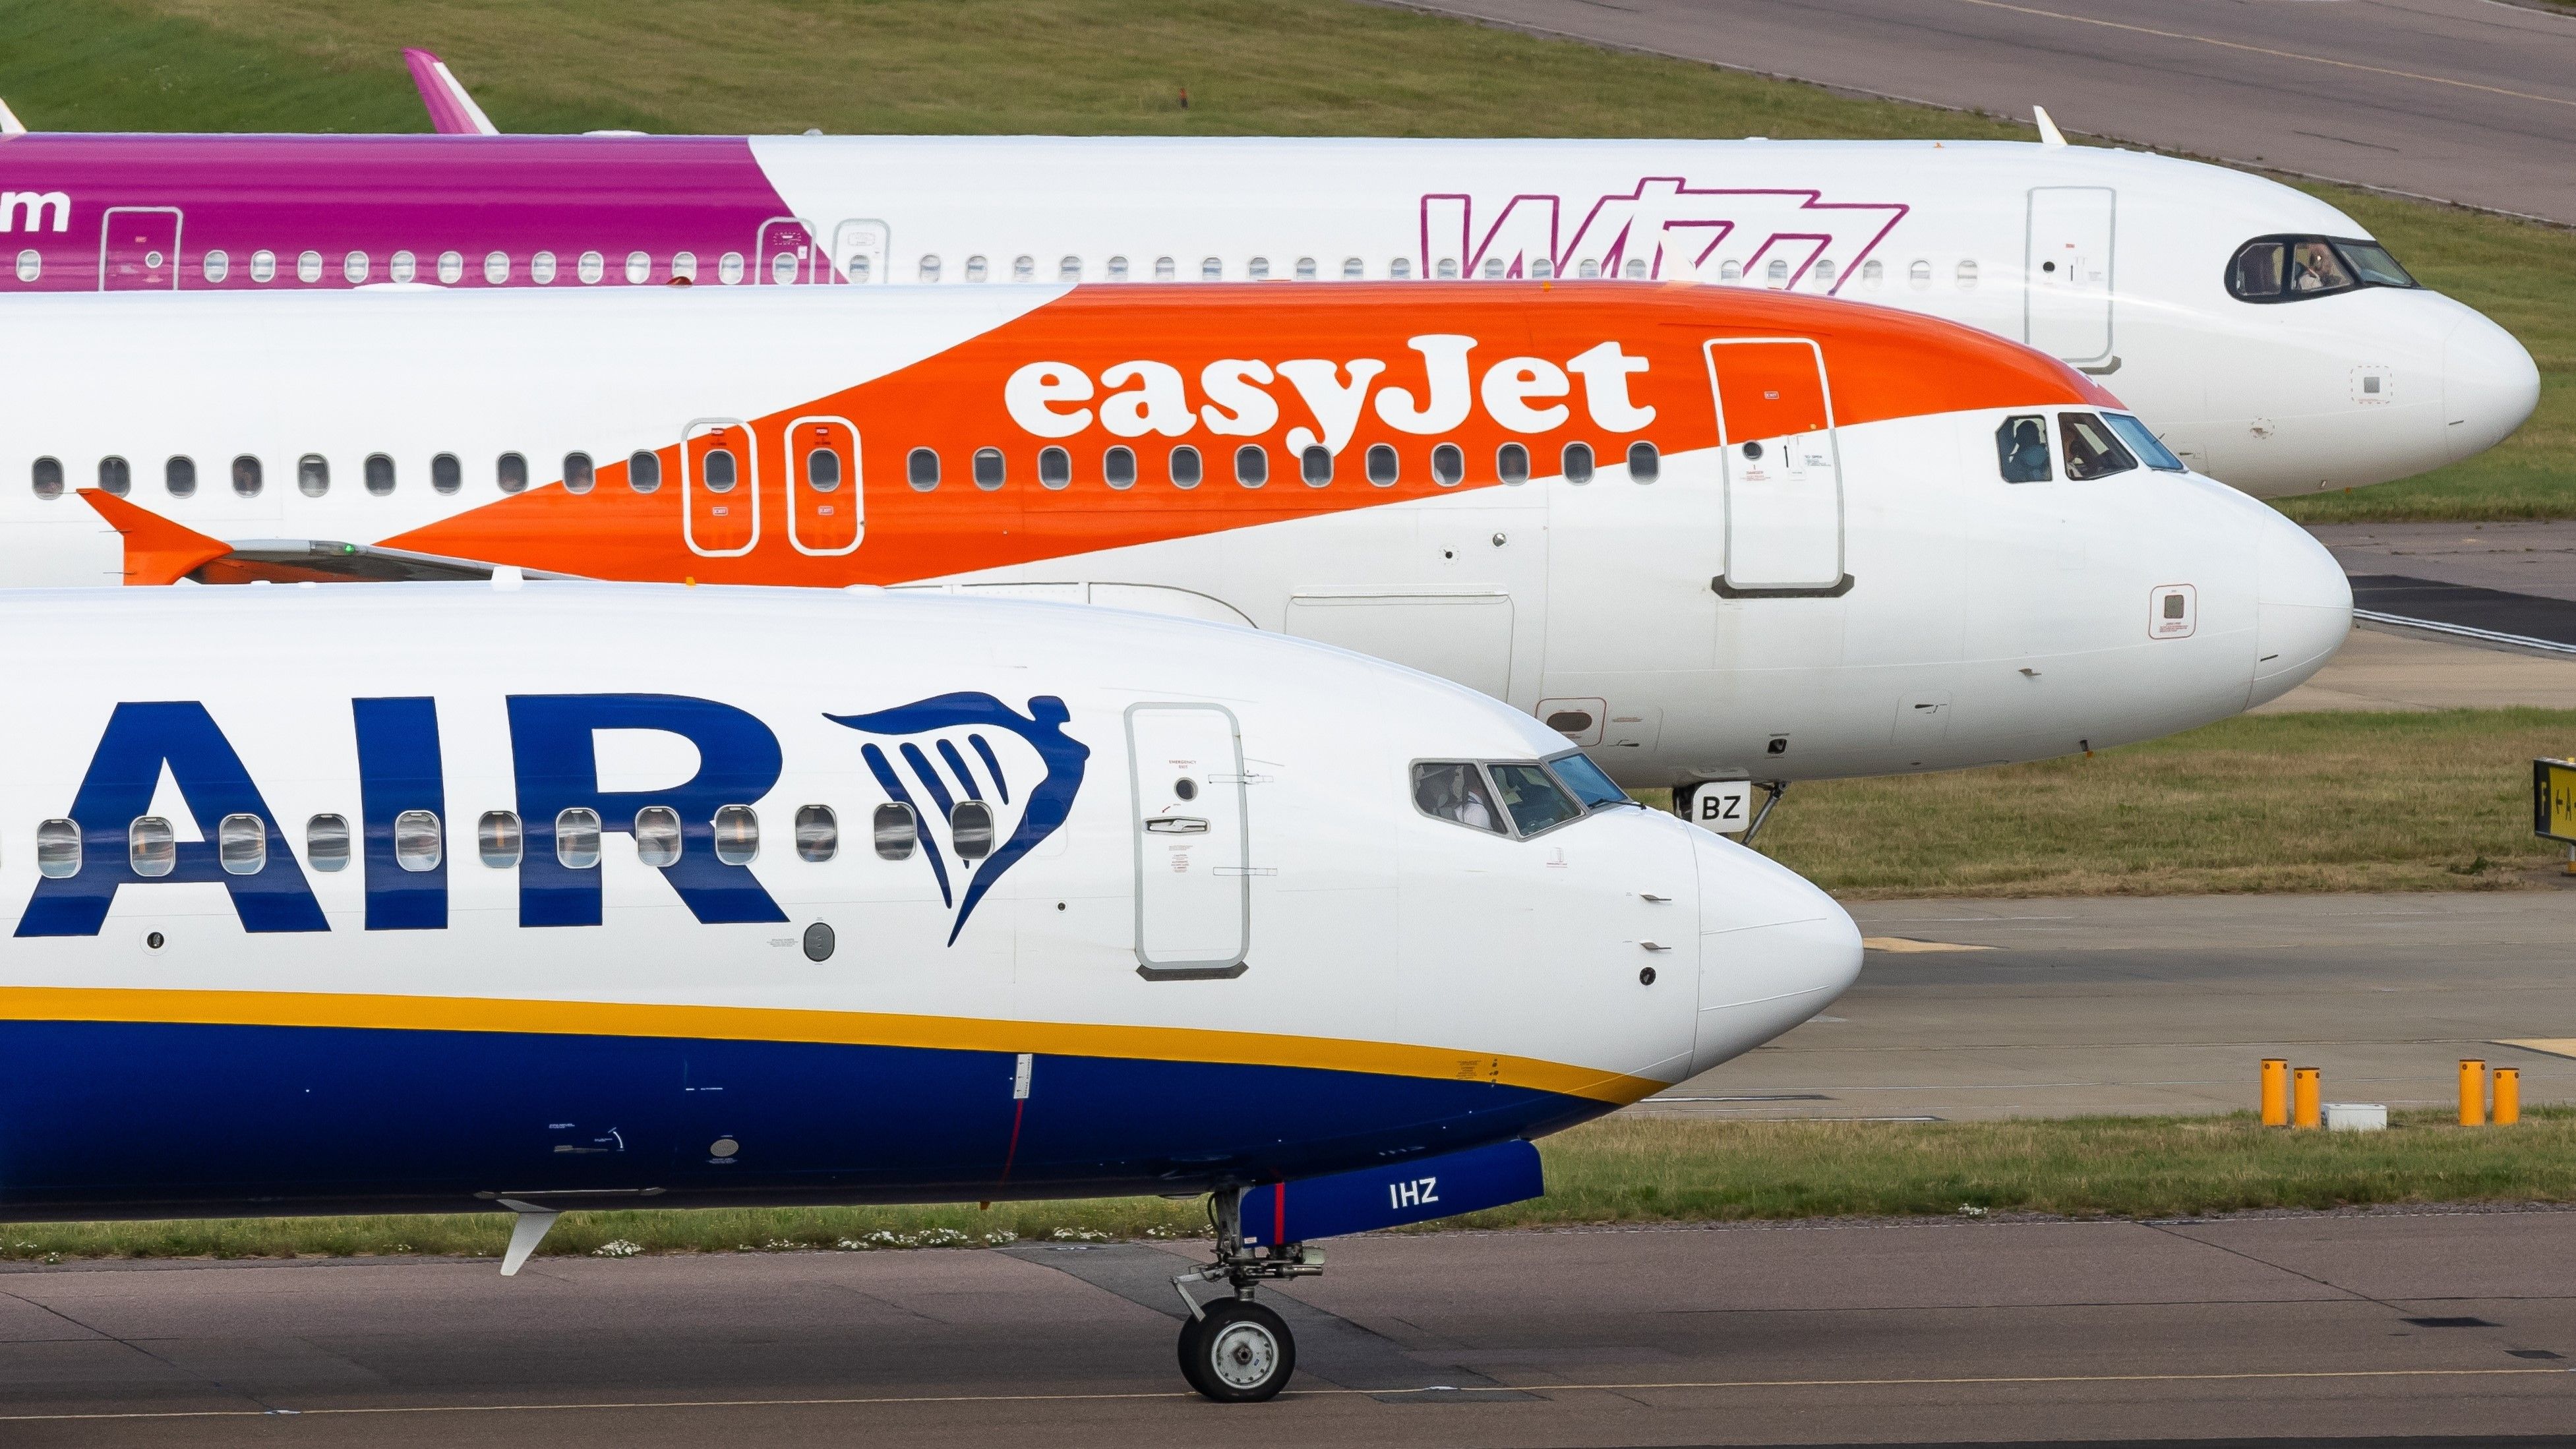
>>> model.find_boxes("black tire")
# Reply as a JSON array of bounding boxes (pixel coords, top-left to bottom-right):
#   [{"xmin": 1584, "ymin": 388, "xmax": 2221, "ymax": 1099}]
[{"xmin": 1178, "ymin": 1299, "xmax": 1295, "ymax": 1402}]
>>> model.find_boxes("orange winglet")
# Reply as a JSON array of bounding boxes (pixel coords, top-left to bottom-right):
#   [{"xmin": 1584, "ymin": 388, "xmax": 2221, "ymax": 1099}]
[{"xmin": 77, "ymin": 488, "xmax": 233, "ymax": 585}]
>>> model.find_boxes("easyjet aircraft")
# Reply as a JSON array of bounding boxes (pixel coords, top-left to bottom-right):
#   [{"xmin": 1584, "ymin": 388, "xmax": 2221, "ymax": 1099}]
[
  {"xmin": 0, "ymin": 82, "xmax": 2535, "ymax": 495},
  {"xmin": 0, "ymin": 578, "xmax": 1862, "ymax": 1400},
  {"xmin": 3, "ymin": 281, "xmax": 2352, "ymax": 812}
]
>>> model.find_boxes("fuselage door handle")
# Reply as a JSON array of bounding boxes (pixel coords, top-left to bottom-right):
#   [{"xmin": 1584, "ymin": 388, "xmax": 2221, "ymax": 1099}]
[
  {"xmin": 1639, "ymin": 893, "xmax": 1673, "ymax": 903},
  {"xmin": 1145, "ymin": 817, "xmax": 1211, "ymax": 835}
]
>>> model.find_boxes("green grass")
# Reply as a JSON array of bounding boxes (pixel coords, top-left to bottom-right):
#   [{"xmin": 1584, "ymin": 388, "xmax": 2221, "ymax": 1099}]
[
  {"xmin": 1665, "ymin": 709, "xmax": 2576, "ymax": 899},
  {"xmin": 9, "ymin": 1109, "xmax": 2571, "ymax": 1262}
]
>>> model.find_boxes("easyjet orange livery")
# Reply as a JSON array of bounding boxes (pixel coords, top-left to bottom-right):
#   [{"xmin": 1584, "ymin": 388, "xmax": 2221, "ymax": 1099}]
[{"xmin": 0, "ymin": 280, "xmax": 2349, "ymax": 808}]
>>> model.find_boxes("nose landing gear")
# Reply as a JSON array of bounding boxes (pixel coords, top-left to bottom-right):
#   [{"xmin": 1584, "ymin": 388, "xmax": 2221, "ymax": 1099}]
[{"xmin": 1170, "ymin": 1185, "xmax": 1321, "ymax": 1402}]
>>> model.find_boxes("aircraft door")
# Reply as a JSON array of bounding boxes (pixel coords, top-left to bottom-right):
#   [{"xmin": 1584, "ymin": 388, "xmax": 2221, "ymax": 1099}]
[
  {"xmin": 2025, "ymin": 187, "xmax": 2115, "ymax": 365},
  {"xmin": 787, "ymin": 416, "xmax": 862, "ymax": 555},
  {"xmin": 757, "ymin": 217, "xmax": 816, "ymax": 285},
  {"xmin": 100, "ymin": 208, "xmax": 181, "ymax": 291},
  {"xmin": 683, "ymin": 419, "xmax": 760, "ymax": 558},
  {"xmin": 1127, "ymin": 703, "xmax": 1250, "ymax": 977},
  {"xmin": 829, "ymin": 220, "xmax": 888, "ymax": 283},
  {"xmin": 1706, "ymin": 338, "xmax": 1845, "ymax": 593}
]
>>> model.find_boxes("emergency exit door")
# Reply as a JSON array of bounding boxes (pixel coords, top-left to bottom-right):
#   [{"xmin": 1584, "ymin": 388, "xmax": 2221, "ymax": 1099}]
[
  {"xmin": 830, "ymin": 220, "xmax": 888, "ymax": 284},
  {"xmin": 100, "ymin": 208, "xmax": 181, "ymax": 291},
  {"xmin": 683, "ymin": 419, "xmax": 760, "ymax": 557},
  {"xmin": 1127, "ymin": 703, "xmax": 1250, "ymax": 977},
  {"xmin": 1706, "ymin": 338, "xmax": 1846, "ymax": 593},
  {"xmin": 758, "ymin": 218, "xmax": 816, "ymax": 285},
  {"xmin": 787, "ymin": 415, "xmax": 861, "ymax": 555},
  {"xmin": 2025, "ymin": 187, "xmax": 2115, "ymax": 365}
]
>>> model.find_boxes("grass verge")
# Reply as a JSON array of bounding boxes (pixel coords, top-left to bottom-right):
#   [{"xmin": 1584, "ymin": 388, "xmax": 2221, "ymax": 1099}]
[
  {"xmin": 1712, "ymin": 708, "xmax": 2576, "ymax": 899},
  {"xmin": 7, "ymin": 1109, "xmax": 2569, "ymax": 1264}
]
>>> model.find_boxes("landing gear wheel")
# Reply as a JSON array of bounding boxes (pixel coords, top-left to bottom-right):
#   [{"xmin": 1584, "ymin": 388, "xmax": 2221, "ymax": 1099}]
[{"xmin": 1178, "ymin": 1299, "xmax": 1296, "ymax": 1402}]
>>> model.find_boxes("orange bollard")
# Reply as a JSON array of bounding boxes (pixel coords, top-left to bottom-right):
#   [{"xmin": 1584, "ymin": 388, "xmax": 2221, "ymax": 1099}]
[
  {"xmin": 2261, "ymin": 1058, "xmax": 2289, "ymax": 1126},
  {"xmin": 2292, "ymin": 1067, "xmax": 2321, "ymax": 1129},
  {"xmin": 2494, "ymin": 1067, "xmax": 2521, "ymax": 1126},
  {"xmin": 2460, "ymin": 1059, "xmax": 2486, "ymax": 1127}
]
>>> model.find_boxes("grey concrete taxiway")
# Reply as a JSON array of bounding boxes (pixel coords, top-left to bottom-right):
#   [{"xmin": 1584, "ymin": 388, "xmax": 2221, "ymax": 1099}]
[
  {"xmin": 1644, "ymin": 891, "xmax": 2576, "ymax": 1121},
  {"xmin": 1376, "ymin": 0, "xmax": 2576, "ymax": 223},
  {"xmin": 5, "ymin": 1211, "xmax": 2576, "ymax": 1446}
]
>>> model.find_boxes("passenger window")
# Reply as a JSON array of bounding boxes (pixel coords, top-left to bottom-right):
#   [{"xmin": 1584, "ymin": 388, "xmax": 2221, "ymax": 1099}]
[
  {"xmin": 702, "ymin": 448, "xmax": 736, "ymax": 493},
  {"xmin": 305, "ymin": 813, "xmax": 349, "ymax": 872},
  {"xmin": 553, "ymin": 808, "xmax": 600, "ymax": 870},
  {"xmin": 1201, "ymin": 257, "xmax": 1222, "ymax": 281},
  {"xmin": 1104, "ymin": 446, "xmax": 1137, "ymax": 490},
  {"xmin": 203, "ymin": 251, "xmax": 229, "ymax": 284},
  {"xmin": 1038, "ymin": 446, "xmax": 1071, "ymax": 490},
  {"xmin": 1497, "ymin": 443, "xmax": 1530, "ymax": 486},
  {"xmin": 771, "ymin": 251, "xmax": 798, "ymax": 285},
  {"xmin": 1390, "ymin": 258, "xmax": 1412, "ymax": 280},
  {"xmin": 342, "ymin": 251, "xmax": 369, "ymax": 284},
  {"xmin": 1058, "ymin": 256, "xmax": 1080, "ymax": 282},
  {"xmin": 1530, "ymin": 257, "xmax": 1553, "ymax": 280},
  {"xmin": 974, "ymin": 447, "xmax": 1006, "ymax": 490},
  {"xmin": 165, "ymin": 456, "xmax": 195, "ymax": 498},
  {"xmin": 531, "ymin": 251, "xmax": 558, "ymax": 285},
  {"xmin": 1718, "ymin": 260, "xmax": 1743, "ymax": 283},
  {"xmin": 872, "ymin": 802, "xmax": 917, "ymax": 860},
  {"xmin": 908, "ymin": 448, "xmax": 940, "ymax": 492},
  {"xmin": 1765, "ymin": 258, "xmax": 1789, "ymax": 287},
  {"xmin": 1365, "ymin": 443, "xmax": 1398, "ymax": 487},
  {"xmin": 951, "ymin": 800, "xmax": 995, "ymax": 860},
  {"xmin": 298, "ymin": 454, "xmax": 329, "ymax": 498},
  {"xmin": 365, "ymin": 454, "xmax": 396, "ymax": 496},
  {"xmin": 1623, "ymin": 257, "xmax": 1647, "ymax": 280},
  {"xmin": 633, "ymin": 806, "xmax": 682, "ymax": 867},
  {"xmin": 1813, "ymin": 259, "xmax": 1837, "ymax": 289},
  {"xmin": 297, "ymin": 251, "xmax": 323, "ymax": 284},
  {"xmin": 2103, "ymin": 413, "xmax": 2187, "ymax": 472},
  {"xmin": 1234, "ymin": 445, "xmax": 1268, "ymax": 487},
  {"xmin": 233, "ymin": 456, "xmax": 262, "ymax": 497},
  {"xmin": 434, "ymin": 251, "xmax": 461, "ymax": 285},
  {"xmin": 498, "ymin": 452, "xmax": 529, "ymax": 494},
  {"xmin": 795, "ymin": 804, "xmax": 838, "ymax": 862},
  {"xmin": 1154, "ymin": 256, "xmax": 1176, "ymax": 281},
  {"xmin": 1547, "ymin": 752, "xmax": 1630, "ymax": 811},
  {"xmin": 1248, "ymin": 257, "xmax": 1271, "ymax": 280},
  {"xmin": 98, "ymin": 456, "xmax": 131, "ymax": 497},
  {"xmin": 394, "ymin": 810, "xmax": 442, "ymax": 872},
  {"xmin": 1487, "ymin": 763, "xmax": 1580, "ymax": 835},
  {"xmin": 477, "ymin": 810, "xmax": 522, "ymax": 868},
  {"xmin": 1995, "ymin": 415, "xmax": 2052, "ymax": 483},
  {"xmin": 1012, "ymin": 255, "xmax": 1034, "ymax": 282},
  {"xmin": 1106, "ymin": 256, "xmax": 1129, "ymax": 281},
  {"xmin": 672, "ymin": 251, "xmax": 699, "ymax": 283},
  {"xmin": 1437, "ymin": 258, "xmax": 1458, "ymax": 280},
  {"xmin": 1411, "ymin": 762, "xmax": 1505, "ymax": 835},
  {"xmin": 630, "ymin": 449, "xmax": 663, "ymax": 494},
  {"xmin": 2058, "ymin": 411, "xmax": 2139, "ymax": 481},
  {"xmin": 1907, "ymin": 259, "xmax": 1931, "ymax": 289},
  {"xmin": 722, "ymin": 251, "xmax": 748, "ymax": 284},
  {"xmin": 563, "ymin": 452, "xmax": 594, "ymax": 494},
  {"xmin": 36, "ymin": 817, "xmax": 80, "ymax": 877},
  {"xmin": 16, "ymin": 248, "xmax": 40, "ymax": 283},
  {"xmin": 1300, "ymin": 444, "xmax": 1332, "ymax": 487},
  {"xmin": 482, "ymin": 251, "xmax": 509, "ymax": 285},
  {"xmin": 1562, "ymin": 442, "xmax": 1594, "ymax": 485},
  {"xmin": 1956, "ymin": 259, "xmax": 1979, "ymax": 289},
  {"xmin": 1862, "ymin": 258, "xmax": 1884, "ymax": 289},
  {"xmin": 1170, "ymin": 445, "xmax": 1203, "ymax": 489},
  {"xmin": 1431, "ymin": 443, "xmax": 1464, "ymax": 487},
  {"xmin": 127, "ymin": 816, "xmax": 176, "ymax": 877},
  {"xmin": 431, "ymin": 454, "xmax": 461, "ymax": 494},
  {"xmin": 805, "ymin": 447, "xmax": 839, "ymax": 492},
  {"xmin": 1342, "ymin": 256, "xmax": 1364, "ymax": 280},
  {"xmin": 1294, "ymin": 256, "xmax": 1317, "ymax": 281},
  {"xmin": 1578, "ymin": 259, "xmax": 1600, "ymax": 279},
  {"xmin": 212, "ymin": 812, "xmax": 264, "ymax": 875},
  {"xmin": 1627, "ymin": 441, "xmax": 1660, "ymax": 483},
  {"xmin": 964, "ymin": 255, "xmax": 988, "ymax": 282},
  {"xmin": 625, "ymin": 251, "xmax": 651, "ymax": 285},
  {"xmin": 30, "ymin": 457, "xmax": 61, "ymax": 500},
  {"xmin": 714, "ymin": 804, "xmax": 760, "ymax": 866},
  {"xmin": 578, "ymin": 251, "xmax": 605, "ymax": 285}
]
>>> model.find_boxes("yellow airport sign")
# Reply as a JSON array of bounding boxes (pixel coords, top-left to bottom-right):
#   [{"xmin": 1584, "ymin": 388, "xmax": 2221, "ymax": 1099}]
[{"xmin": 2535, "ymin": 758, "xmax": 2576, "ymax": 843}]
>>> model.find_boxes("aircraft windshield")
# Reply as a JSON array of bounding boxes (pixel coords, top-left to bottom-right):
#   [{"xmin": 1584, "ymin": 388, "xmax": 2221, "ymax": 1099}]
[
  {"xmin": 1547, "ymin": 752, "xmax": 1633, "ymax": 812},
  {"xmin": 2103, "ymin": 413, "xmax": 2186, "ymax": 471},
  {"xmin": 2227, "ymin": 234, "xmax": 2418, "ymax": 303}
]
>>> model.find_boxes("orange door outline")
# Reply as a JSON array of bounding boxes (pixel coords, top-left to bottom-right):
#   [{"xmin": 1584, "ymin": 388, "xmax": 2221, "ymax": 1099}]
[
  {"xmin": 786, "ymin": 414, "xmax": 862, "ymax": 556},
  {"xmin": 683, "ymin": 418, "xmax": 761, "ymax": 558}
]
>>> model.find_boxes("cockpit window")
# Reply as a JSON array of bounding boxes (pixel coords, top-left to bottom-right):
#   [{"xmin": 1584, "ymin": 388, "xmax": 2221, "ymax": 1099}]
[
  {"xmin": 2058, "ymin": 412, "xmax": 2139, "ymax": 481},
  {"xmin": 1487, "ymin": 763, "xmax": 1581, "ymax": 835},
  {"xmin": 2102, "ymin": 413, "xmax": 2186, "ymax": 471},
  {"xmin": 1996, "ymin": 415, "xmax": 2052, "ymax": 483},
  {"xmin": 1412, "ymin": 762, "xmax": 1505, "ymax": 835},
  {"xmin": 1547, "ymin": 752, "xmax": 1632, "ymax": 812},
  {"xmin": 2227, "ymin": 235, "xmax": 2417, "ymax": 303}
]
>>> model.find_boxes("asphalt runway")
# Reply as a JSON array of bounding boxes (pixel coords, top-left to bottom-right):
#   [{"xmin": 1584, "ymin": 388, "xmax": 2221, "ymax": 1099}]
[
  {"xmin": 1376, "ymin": 0, "xmax": 2576, "ymax": 223},
  {"xmin": 1643, "ymin": 892, "xmax": 2576, "ymax": 1120},
  {"xmin": 5, "ymin": 1210, "xmax": 2576, "ymax": 1446}
]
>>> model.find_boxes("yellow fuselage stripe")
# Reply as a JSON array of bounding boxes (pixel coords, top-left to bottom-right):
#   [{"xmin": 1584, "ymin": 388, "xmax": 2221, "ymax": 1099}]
[{"xmin": 0, "ymin": 986, "xmax": 1660, "ymax": 1106}]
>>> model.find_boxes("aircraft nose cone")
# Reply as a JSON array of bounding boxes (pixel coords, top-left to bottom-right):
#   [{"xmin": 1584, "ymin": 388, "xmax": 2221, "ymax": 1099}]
[
  {"xmin": 2443, "ymin": 310, "xmax": 2540, "ymax": 463},
  {"xmin": 2249, "ymin": 517, "xmax": 2353, "ymax": 708},
  {"xmin": 1689, "ymin": 835, "xmax": 1863, "ymax": 1076}
]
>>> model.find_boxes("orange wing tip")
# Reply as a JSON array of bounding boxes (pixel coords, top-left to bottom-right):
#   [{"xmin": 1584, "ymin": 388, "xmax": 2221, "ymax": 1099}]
[{"xmin": 78, "ymin": 488, "xmax": 233, "ymax": 585}]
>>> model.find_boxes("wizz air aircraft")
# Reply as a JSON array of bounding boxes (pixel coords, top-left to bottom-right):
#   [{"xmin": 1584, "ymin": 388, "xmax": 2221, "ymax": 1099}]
[
  {"xmin": 0, "ymin": 579, "xmax": 1861, "ymax": 1401},
  {"xmin": 0, "ymin": 80, "xmax": 2536, "ymax": 495},
  {"xmin": 7, "ymin": 280, "xmax": 2351, "ymax": 808}
]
